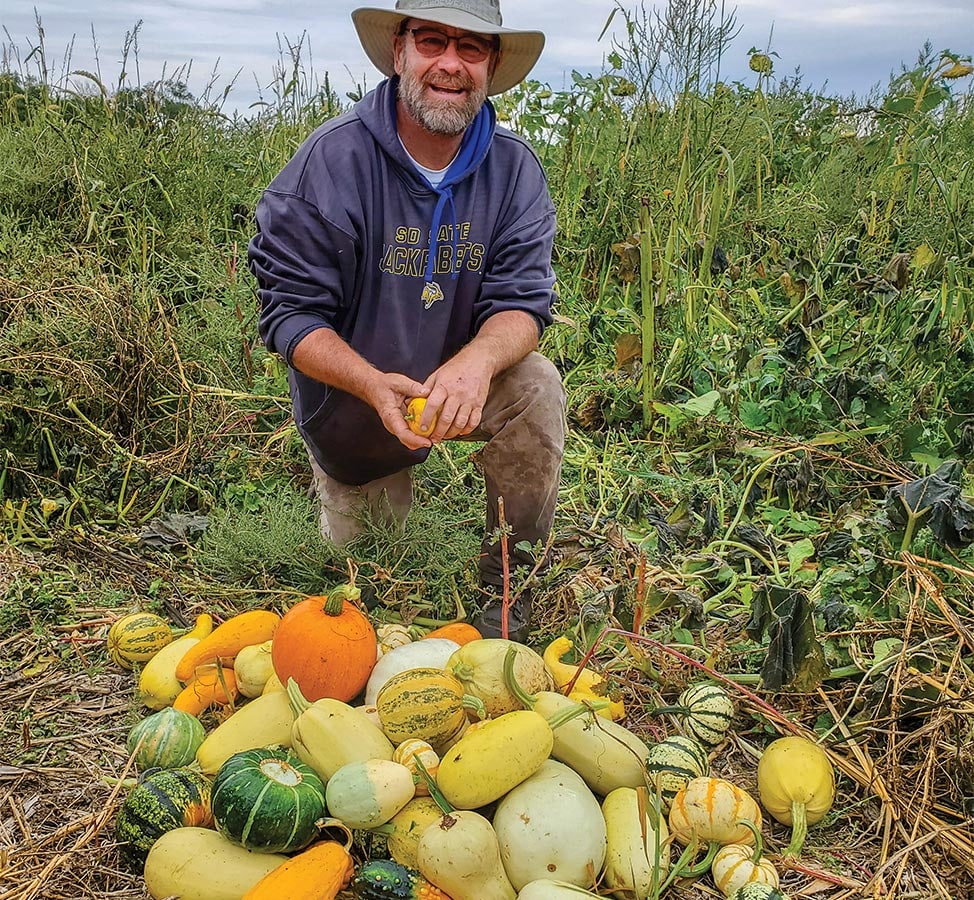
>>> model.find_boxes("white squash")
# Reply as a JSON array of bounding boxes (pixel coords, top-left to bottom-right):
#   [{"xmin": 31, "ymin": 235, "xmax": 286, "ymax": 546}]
[
  {"xmin": 602, "ymin": 786, "xmax": 670, "ymax": 899},
  {"xmin": 493, "ymin": 760, "xmax": 607, "ymax": 891},
  {"xmin": 417, "ymin": 810, "xmax": 516, "ymax": 900},
  {"xmin": 324, "ymin": 759, "xmax": 415, "ymax": 829},
  {"xmin": 364, "ymin": 639, "xmax": 461, "ymax": 704}
]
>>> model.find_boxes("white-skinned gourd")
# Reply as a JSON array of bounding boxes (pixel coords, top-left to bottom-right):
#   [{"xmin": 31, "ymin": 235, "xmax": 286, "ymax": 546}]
[
  {"xmin": 417, "ymin": 810, "xmax": 516, "ymax": 900},
  {"xmin": 492, "ymin": 760, "xmax": 607, "ymax": 891},
  {"xmin": 364, "ymin": 639, "xmax": 461, "ymax": 705},
  {"xmin": 448, "ymin": 638, "xmax": 553, "ymax": 718},
  {"xmin": 518, "ymin": 881, "xmax": 602, "ymax": 898},
  {"xmin": 324, "ymin": 759, "xmax": 415, "ymax": 829}
]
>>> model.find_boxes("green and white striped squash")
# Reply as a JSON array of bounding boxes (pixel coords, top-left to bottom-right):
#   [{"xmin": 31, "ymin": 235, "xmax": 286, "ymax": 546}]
[
  {"xmin": 211, "ymin": 747, "xmax": 326, "ymax": 854},
  {"xmin": 672, "ymin": 682, "xmax": 735, "ymax": 747},
  {"xmin": 730, "ymin": 884, "xmax": 789, "ymax": 900},
  {"xmin": 376, "ymin": 668, "xmax": 472, "ymax": 752},
  {"xmin": 107, "ymin": 612, "xmax": 173, "ymax": 669},
  {"xmin": 115, "ymin": 767, "xmax": 212, "ymax": 871},
  {"xmin": 126, "ymin": 707, "xmax": 205, "ymax": 770},
  {"xmin": 644, "ymin": 734, "xmax": 710, "ymax": 811}
]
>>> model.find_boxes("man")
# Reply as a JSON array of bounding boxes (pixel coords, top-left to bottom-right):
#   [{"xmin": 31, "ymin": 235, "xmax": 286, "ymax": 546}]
[{"xmin": 248, "ymin": 0, "xmax": 564, "ymax": 641}]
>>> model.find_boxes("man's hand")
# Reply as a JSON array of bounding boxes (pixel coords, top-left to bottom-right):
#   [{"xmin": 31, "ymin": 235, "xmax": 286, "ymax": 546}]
[
  {"xmin": 364, "ymin": 372, "xmax": 433, "ymax": 451},
  {"xmin": 420, "ymin": 309, "xmax": 540, "ymax": 443},
  {"xmin": 421, "ymin": 354, "xmax": 493, "ymax": 442}
]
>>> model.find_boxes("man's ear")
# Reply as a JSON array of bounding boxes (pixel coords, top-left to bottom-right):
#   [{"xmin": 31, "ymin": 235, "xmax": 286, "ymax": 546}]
[{"xmin": 393, "ymin": 35, "xmax": 405, "ymax": 75}]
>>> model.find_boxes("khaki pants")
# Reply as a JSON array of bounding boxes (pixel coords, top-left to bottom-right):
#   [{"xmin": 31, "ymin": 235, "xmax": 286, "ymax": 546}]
[{"xmin": 308, "ymin": 352, "xmax": 566, "ymax": 587}]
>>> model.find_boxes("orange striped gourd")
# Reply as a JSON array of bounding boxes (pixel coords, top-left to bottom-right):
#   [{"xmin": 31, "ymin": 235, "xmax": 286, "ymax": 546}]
[{"xmin": 668, "ymin": 777, "xmax": 762, "ymax": 847}]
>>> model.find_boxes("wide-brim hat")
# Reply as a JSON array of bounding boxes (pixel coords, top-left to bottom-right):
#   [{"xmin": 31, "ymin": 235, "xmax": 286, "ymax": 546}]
[{"xmin": 352, "ymin": 1, "xmax": 545, "ymax": 96}]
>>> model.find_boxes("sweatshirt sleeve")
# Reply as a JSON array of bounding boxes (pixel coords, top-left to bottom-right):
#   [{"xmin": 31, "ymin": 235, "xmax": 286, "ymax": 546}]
[
  {"xmin": 473, "ymin": 155, "xmax": 557, "ymax": 336},
  {"xmin": 248, "ymin": 190, "xmax": 358, "ymax": 364}
]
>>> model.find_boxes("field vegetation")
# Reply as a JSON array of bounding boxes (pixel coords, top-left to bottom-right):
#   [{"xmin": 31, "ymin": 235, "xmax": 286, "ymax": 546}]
[{"xmin": 2, "ymin": 2, "xmax": 973, "ymax": 897}]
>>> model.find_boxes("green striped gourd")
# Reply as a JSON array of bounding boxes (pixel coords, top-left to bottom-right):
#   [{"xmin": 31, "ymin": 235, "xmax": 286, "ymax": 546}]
[
  {"xmin": 115, "ymin": 767, "xmax": 212, "ymax": 871},
  {"xmin": 730, "ymin": 885, "xmax": 790, "ymax": 900},
  {"xmin": 644, "ymin": 733, "xmax": 710, "ymax": 811},
  {"xmin": 211, "ymin": 747, "xmax": 326, "ymax": 853},
  {"xmin": 126, "ymin": 707, "xmax": 205, "ymax": 770},
  {"xmin": 107, "ymin": 612, "xmax": 172, "ymax": 669},
  {"xmin": 659, "ymin": 682, "xmax": 735, "ymax": 748}
]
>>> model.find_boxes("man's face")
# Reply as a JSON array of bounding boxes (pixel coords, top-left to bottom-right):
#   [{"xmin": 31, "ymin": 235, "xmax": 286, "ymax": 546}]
[{"xmin": 394, "ymin": 18, "xmax": 498, "ymax": 137}]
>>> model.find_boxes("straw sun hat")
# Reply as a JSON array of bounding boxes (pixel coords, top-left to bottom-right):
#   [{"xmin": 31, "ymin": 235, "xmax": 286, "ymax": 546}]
[{"xmin": 352, "ymin": 0, "xmax": 545, "ymax": 95}]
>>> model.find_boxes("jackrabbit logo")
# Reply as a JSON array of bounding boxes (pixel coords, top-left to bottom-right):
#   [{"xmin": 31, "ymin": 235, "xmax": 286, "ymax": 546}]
[{"xmin": 422, "ymin": 281, "xmax": 444, "ymax": 309}]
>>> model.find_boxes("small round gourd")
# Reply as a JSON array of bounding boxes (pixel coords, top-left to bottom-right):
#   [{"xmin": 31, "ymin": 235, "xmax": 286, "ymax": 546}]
[
  {"xmin": 107, "ymin": 612, "xmax": 172, "ymax": 669},
  {"xmin": 376, "ymin": 623, "xmax": 413, "ymax": 656},
  {"xmin": 669, "ymin": 682, "xmax": 735, "ymax": 747},
  {"xmin": 211, "ymin": 747, "xmax": 326, "ymax": 853},
  {"xmin": 644, "ymin": 734, "xmax": 710, "ymax": 811},
  {"xmin": 392, "ymin": 739, "xmax": 440, "ymax": 796},
  {"xmin": 730, "ymin": 884, "xmax": 790, "ymax": 900},
  {"xmin": 115, "ymin": 767, "xmax": 212, "ymax": 871},
  {"xmin": 668, "ymin": 777, "xmax": 762, "ymax": 846},
  {"xmin": 712, "ymin": 819, "xmax": 779, "ymax": 897},
  {"xmin": 352, "ymin": 858, "xmax": 451, "ymax": 899},
  {"xmin": 126, "ymin": 707, "xmax": 205, "ymax": 770}
]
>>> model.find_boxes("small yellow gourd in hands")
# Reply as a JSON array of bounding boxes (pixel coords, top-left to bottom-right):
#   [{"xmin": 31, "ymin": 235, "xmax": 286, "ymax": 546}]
[
  {"xmin": 756, "ymin": 736, "xmax": 835, "ymax": 857},
  {"xmin": 542, "ymin": 636, "xmax": 625, "ymax": 720}
]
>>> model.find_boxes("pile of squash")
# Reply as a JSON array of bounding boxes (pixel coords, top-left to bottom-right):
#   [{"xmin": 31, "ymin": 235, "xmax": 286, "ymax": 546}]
[{"xmin": 106, "ymin": 590, "xmax": 836, "ymax": 900}]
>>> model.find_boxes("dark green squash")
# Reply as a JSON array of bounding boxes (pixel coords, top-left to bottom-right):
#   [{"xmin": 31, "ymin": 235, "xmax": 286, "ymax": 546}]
[
  {"xmin": 115, "ymin": 767, "xmax": 212, "ymax": 871},
  {"xmin": 211, "ymin": 747, "xmax": 326, "ymax": 853},
  {"xmin": 352, "ymin": 859, "xmax": 451, "ymax": 899}
]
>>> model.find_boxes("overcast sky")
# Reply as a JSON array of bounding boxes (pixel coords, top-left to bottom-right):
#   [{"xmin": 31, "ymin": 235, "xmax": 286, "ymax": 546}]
[{"xmin": 2, "ymin": 1, "xmax": 972, "ymax": 114}]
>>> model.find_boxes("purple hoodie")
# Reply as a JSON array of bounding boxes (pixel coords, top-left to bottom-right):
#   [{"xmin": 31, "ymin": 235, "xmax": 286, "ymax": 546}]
[{"xmin": 249, "ymin": 77, "xmax": 557, "ymax": 485}]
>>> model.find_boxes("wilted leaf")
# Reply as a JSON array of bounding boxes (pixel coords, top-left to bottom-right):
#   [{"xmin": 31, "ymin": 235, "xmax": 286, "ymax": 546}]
[
  {"xmin": 885, "ymin": 460, "xmax": 974, "ymax": 548},
  {"xmin": 615, "ymin": 333, "xmax": 642, "ymax": 369},
  {"xmin": 746, "ymin": 581, "xmax": 829, "ymax": 690},
  {"xmin": 913, "ymin": 242, "xmax": 937, "ymax": 269}
]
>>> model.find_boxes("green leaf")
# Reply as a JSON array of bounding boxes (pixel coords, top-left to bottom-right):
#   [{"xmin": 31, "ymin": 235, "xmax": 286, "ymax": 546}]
[
  {"xmin": 787, "ymin": 538, "xmax": 816, "ymax": 577},
  {"xmin": 681, "ymin": 390, "xmax": 721, "ymax": 418},
  {"xmin": 739, "ymin": 401, "xmax": 769, "ymax": 429}
]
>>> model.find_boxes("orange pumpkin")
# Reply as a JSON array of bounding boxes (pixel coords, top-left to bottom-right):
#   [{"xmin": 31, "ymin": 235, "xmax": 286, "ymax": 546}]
[
  {"xmin": 421, "ymin": 622, "xmax": 482, "ymax": 645},
  {"xmin": 272, "ymin": 590, "xmax": 377, "ymax": 703}
]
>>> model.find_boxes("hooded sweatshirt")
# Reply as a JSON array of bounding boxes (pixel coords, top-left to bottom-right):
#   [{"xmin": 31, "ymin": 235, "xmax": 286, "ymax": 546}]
[{"xmin": 249, "ymin": 77, "xmax": 557, "ymax": 485}]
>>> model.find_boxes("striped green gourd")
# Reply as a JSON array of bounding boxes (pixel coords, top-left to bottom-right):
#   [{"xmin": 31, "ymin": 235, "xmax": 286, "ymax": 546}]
[
  {"xmin": 126, "ymin": 707, "xmax": 205, "ymax": 770},
  {"xmin": 658, "ymin": 682, "xmax": 735, "ymax": 748},
  {"xmin": 644, "ymin": 734, "xmax": 709, "ymax": 811},
  {"xmin": 211, "ymin": 747, "xmax": 326, "ymax": 853},
  {"xmin": 115, "ymin": 767, "xmax": 212, "ymax": 871},
  {"xmin": 107, "ymin": 612, "xmax": 172, "ymax": 669}
]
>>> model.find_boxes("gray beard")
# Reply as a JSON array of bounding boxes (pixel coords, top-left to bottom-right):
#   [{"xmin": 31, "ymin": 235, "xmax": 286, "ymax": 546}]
[{"xmin": 398, "ymin": 68, "xmax": 486, "ymax": 136}]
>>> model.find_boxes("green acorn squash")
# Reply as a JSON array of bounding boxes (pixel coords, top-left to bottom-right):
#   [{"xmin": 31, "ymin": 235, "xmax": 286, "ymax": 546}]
[
  {"xmin": 211, "ymin": 747, "xmax": 326, "ymax": 853},
  {"xmin": 126, "ymin": 707, "xmax": 205, "ymax": 770}
]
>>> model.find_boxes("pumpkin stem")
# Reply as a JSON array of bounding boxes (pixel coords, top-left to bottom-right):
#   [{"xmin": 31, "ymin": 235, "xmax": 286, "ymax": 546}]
[
  {"xmin": 784, "ymin": 800, "xmax": 808, "ymax": 857},
  {"xmin": 324, "ymin": 583, "xmax": 360, "ymax": 617},
  {"xmin": 286, "ymin": 677, "xmax": 311, "ymax": 717},
  {"xmin": 660, "ymin": 837, "xmax": 719, "ymax": 891}
]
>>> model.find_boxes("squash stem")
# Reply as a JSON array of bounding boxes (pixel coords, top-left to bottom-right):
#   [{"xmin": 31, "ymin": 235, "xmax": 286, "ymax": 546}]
[
  {"xmin": 415, "ymin": 757, "xmax": 454, "ymax": 815},
  {"xmin": 784, "ymin": 801, "xmax": 808, "ymax": 857},
  {"xmin": 286, "ymin": 677, "xmax": 311, "ymax": 717},
  {"xmin": 658, "ymin": 838, "xmax": 719, "ymax": 891},
  {"xmin": 460, "ymin": 694, "xmax": 487, "ymax": 720},
  {"xmin": 734, "ymin": 817, "xmax": 766, "ymax": 862},
  {"xmin": 502, "ymin": 645, "xmax": 607, "ymax": 724}
]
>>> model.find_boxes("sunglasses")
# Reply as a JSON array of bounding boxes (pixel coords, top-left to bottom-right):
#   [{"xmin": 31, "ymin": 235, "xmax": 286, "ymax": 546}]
[{"xmin": 406, "ymin": 27, "xmax": 497, "ymax": 64}]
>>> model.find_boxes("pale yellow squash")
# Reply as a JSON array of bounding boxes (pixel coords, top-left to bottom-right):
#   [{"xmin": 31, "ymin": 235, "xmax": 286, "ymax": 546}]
[
  {"xmin": 233, "ymin": 640, "xmax": 275, "ymax": 698},
  {"xmin": 137, "ymin": 614, "xmax": 213, "ymax": 710},
  {"xmin": 602, "ymin": 786, "xmax": 670, "ymax": 899},
  {"xmin": 195, "ymin": 689, "xmax": 294, "ymax": 775},
  {"xmin": 144, "ymin": 827, "xmax": 286, "ymax": 900}
]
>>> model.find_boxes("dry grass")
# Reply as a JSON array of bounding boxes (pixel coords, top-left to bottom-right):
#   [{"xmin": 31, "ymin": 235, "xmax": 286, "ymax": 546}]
[{"xmin": 1, "ymin": 539, "xmax": 973, "ymax": 900}]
